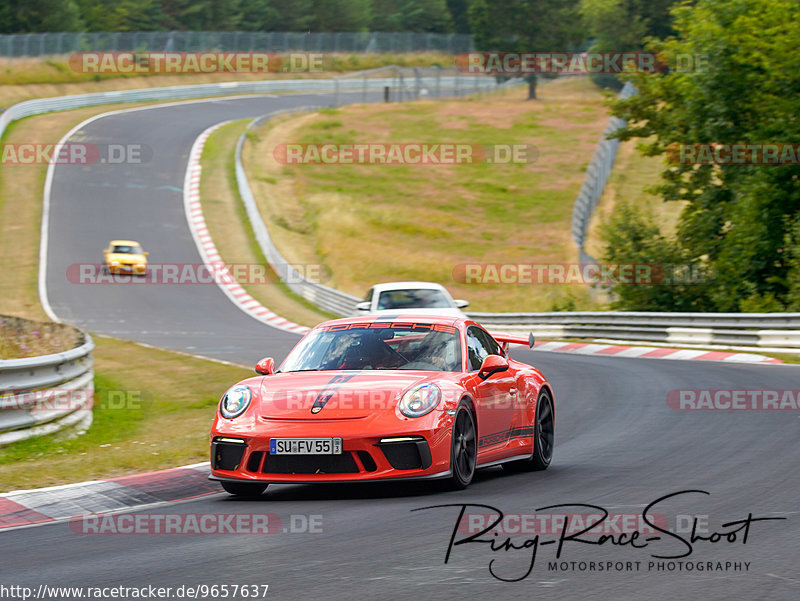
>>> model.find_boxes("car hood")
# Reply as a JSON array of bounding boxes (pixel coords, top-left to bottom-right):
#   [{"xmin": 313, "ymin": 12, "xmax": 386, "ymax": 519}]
[
  {"xmin": 107, "ymin": 253, "xmax": 146, "ymax": 263},
  {"xmin": 370, "ymin": 308, "xmax": 465, "ymax": 317},
  {"xmin": 257, "ymin": 371, "xmax": 435, "ymax": 420}
]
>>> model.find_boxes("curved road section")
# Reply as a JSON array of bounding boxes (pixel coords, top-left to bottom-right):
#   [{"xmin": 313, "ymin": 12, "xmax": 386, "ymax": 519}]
[
  {"xmin": 18, "ymin": 92, "xmax": 800, "ymax": 600},
  {"xmin": 43, "ymin": 93, "xmax": 345, "ymax": 364}
]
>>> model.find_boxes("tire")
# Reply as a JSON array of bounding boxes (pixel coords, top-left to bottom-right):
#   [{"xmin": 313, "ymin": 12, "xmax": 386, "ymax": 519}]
[
  {"xmin": 504, "ymin": 388, "xmax": 554, "ymax": 472},
  {"xmin": 445, "ymin": 402, "xmax": 477, "ymax": 490},
  {"xmin": 220, "ymin": 481, "xmax": 268, "ymax": 497}
]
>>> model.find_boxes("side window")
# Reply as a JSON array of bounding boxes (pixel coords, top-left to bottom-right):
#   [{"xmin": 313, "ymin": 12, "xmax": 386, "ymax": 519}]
[
  {"xmin": 363, "ymin": 287, "xmax": 374, "ymax": 304},
  {"xmin": 466, "ymin": 326, "xmax": 493, "ymax": 371},
  {"xmin": 475, "ymin": 328, "xmax": 503, "ymax": 358}
]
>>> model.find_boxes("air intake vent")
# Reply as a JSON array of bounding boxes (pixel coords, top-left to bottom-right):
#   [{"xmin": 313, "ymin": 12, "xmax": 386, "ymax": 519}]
[{"xmin": 262, "ymin": 452, "xmax": 359, "ymax": 474}]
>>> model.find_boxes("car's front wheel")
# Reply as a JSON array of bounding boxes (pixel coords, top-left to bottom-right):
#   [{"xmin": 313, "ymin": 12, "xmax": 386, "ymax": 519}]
[
  {"xmin": 445, "ymin": 402, "xmax": 477, "ymax": 490},
  {"xmin": 504, "ymin": 388, "xmax": 554, "ymax": 472},
  {"xmin": 220, "ymin": 481, "xmax": 268, "ymax": 497}
]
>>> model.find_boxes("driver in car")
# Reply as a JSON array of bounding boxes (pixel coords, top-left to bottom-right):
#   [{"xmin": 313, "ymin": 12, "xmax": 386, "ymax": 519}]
[{"xmin": 338, "ymin": 330, "xmax": 405, "ymax": 370}]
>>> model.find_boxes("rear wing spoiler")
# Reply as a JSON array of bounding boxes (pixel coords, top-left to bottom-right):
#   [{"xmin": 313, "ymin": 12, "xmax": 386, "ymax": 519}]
[{"xmin": 492, "ymin": 332, "xmax": 535, "ymax": 353}]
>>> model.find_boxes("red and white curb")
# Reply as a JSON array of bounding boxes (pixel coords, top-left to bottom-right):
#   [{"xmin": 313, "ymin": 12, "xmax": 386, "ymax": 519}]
[
  {"xmin": 184, "ymin": 122, "xmax": 310, "ymax": 336},
  {"xmin": 528, "ymin": 340, "xmax": 781, "ymax": 364},
  {"xmin": 0, "ymin": 463, "xmax": 218, "ymax": 531}
]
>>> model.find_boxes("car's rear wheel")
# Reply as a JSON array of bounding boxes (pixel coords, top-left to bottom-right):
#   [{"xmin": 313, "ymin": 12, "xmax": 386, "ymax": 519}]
[
  {"xmin": 220, "ymin": 481, "xmax": 268, "ymax": 497},
  {"xmin": 446, "ymin": 402, "xmax": 477, "ymax": 490},
  {"xmin": 504, "ymin": 388, "xmax": 554, "ymax": 472}
]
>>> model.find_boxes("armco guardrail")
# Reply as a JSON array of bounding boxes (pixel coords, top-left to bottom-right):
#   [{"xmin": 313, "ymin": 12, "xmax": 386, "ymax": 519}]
[
  {"xmin": 0, "ymin": 75, "xmax": 498, "ymax": 144},
  {"xmin": 235, "ymin": 107, "xmax": 361, "ymax": 316},
  {"xmin": 0, "ymin": 331, "xmax": 95, "ymax": 446},
  {"xmin": 571, "ymin": 81, "xmax": 636, "ymax": 263},
  {"xmin": 470, "ymin": 311, "xmax": 800, "ymax": 349}
]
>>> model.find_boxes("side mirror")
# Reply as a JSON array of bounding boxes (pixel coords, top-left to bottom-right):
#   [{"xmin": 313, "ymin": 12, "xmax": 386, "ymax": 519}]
[
  {"xmin": 355, "ymin": 301, "xmax": 371, "ymax": 311},
  {"xmin": 255, "ymin": 357, "xmax": 275, "ymax": 375},
  {"xmin": 478, "ymin": 354, "xmax": 509, "ymax": 380},
  {"xmin": 454, "ymin": 299, "xmax": 469, "ymax": 308},
  {"xmin": 143, "ymin": 251, "xmax": 149, "ymax": 256}
]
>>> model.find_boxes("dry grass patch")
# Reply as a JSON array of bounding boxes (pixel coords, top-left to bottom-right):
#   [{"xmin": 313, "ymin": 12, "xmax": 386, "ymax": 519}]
[
  {"xmin": 198, "ymin": 121, "xmax": 334, "ymax": 326},
  {"xmin": 0, "ymin": 315, "xmax": 81, "ymax": 359},
  {"xmin": 246, "ymin": 77, "xmax": 614, "ymax": 311}
]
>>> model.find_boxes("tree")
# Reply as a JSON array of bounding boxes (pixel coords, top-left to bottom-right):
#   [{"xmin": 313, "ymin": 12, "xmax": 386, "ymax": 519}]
[
  {"xmin": 238, "ymin": 0, "xmax": 312, "ymax": 31},
  {"xmin": 398, "ymin": 0, "xmax": 453, "ymax": 33},
  {"xmin": 610, "ymin": 0, "xmax": 800, "ymax": 311},
  {"xmin": 445, "ymin": 0, "xmax": 470, "ymax": 33},
  {"xmin": 468, "ymin": 0, "xmax": 585, "ymax": 99},
  {"xmin": 580, "ymin": 0, "xmax": 677, "ymax": 88},
  {"xmin": 78, "ymin": 0, "xmax": 164, "ymax": 31},
  {"xmin": 3, "ymin": 0, "xmax": 84, "ymax": 32},
  {"xmin": 160, "ymin": 0, "xmax": 241, "ymax": 31},
  {"xmin": 309, "ymin": 0, "xmax": 371, "ymax": 32},
  {"xmin": 371, "ymin": 0, "xmax": 455, "ymax": 33},
  {"xmin": 600, "ymin": 203, "xmax": 712, "ymax": 311}
]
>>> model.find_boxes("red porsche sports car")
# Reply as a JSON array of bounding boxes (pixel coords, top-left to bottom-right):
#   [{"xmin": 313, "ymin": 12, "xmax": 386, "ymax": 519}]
[{"xmin": 210, "ymin": 315, "xmax": 554, "ymax": 496}]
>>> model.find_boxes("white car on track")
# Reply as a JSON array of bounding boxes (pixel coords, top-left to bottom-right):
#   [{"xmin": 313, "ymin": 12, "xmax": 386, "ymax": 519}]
[{"xmin": 355, "ymin": 281, "xmax": 469, "ymax": 318}]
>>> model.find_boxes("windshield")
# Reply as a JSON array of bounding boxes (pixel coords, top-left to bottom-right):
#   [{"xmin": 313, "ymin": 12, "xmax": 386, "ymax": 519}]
[
  {"xmin": 112, "ymin": 245, "xmax": 142, "ymax": 254},
  {"xmin": 377, "ymin": 289, "xmax": 451, "ymax": 310},
  {"xmin": 281, "ymin": 323, "xmax": 462, "ymax": 372}
]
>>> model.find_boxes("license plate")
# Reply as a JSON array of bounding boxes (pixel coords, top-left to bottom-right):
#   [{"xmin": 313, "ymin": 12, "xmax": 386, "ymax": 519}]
[{"xmin": 270, "ymin": 438, "xmax": 342, "ymax": 455}]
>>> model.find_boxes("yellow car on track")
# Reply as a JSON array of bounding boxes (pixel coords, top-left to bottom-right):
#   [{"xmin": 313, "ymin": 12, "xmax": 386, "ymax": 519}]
[{"xmin": 103, "ymin": 240, "xmax": 148, "ymax": 275}]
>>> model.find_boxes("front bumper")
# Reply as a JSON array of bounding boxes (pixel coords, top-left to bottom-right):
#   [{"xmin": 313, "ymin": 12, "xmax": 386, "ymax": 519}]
[
  {"xmin": 108, "ymin": 263, "xmax": 146, "ymax": 275},
  {"xmin": 210, "ymin": 417, "xmax": 452, "ymax": 484}
]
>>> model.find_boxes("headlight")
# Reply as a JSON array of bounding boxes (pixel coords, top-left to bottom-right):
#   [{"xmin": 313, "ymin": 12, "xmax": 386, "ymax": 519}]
[
  {"xmin": 111, "ymin": 260, "xmax": 120, "ymax": 265},
  {"xmin": 220, "ymin": 384, "xmax": 252, "ymax": 419},
  {"xmin": 398, "ymin": 383, "xmax": 441, "ymax": 418}
]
